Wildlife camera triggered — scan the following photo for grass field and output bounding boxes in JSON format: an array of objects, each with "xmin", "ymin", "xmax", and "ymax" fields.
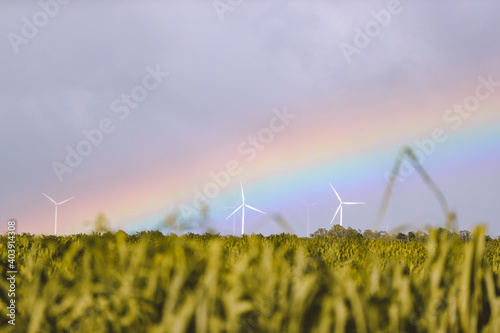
[{"xmin": 1, "ymin": 226, "xmax": 499, "ymax": 332}]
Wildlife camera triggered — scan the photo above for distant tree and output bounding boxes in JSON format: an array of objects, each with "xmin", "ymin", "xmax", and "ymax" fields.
[
  {"xmin": 414, "ymin": 231, "xmax": 429, "ymax": 243},
  {"xmin": 363, "ymin": 229, "xmax": 388, "ymax": 240},
  {"xmin": 311, "ymin": 225, "xmax": 361, "ymax": 239},
  {"xmin": 328, "ymin": 225, "xmax": 346, "ymax": 238},
  {"xmin": 311, "ymin": 228, "xmax": 329, "ymax": 238},
  {"xmin": 345, "ymin": 227, "xmax": 363, "ymax": 240},
  {"xmin": 436, "ymin": 227, "xmax": 453, "ymax": 239},
  {"xmin": 396, "ymin": 232, "xmax": 408, "ymax": 242},
  {"xmin": 363, "ymin": 229, "xmax": 377, "ymax": 239},
  {"xmin": 459, "ymin": 230, "xmax": 471, "ymax": 242},
  {"xmin": 328, "ymin": 225, "xmax": 362, "ymax": 239},
  {"xmin": 408, "ymin": 231, "xmax": 416, "ymax": 241}
]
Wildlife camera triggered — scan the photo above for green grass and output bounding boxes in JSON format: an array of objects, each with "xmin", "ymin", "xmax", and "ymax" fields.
[{"xmin": 1, "ymin": 227, "xmax": 499, "ymax": 332}]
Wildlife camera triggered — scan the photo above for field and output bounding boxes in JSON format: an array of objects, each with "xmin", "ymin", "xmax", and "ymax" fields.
[{"xmin": 1, "ymin": 227, "xmax": 500, "ymax": 333}]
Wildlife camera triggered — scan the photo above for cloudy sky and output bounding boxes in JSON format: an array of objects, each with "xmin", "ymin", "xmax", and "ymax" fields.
[{"xmin": 1, "ymin": 0, "xmax": 499, "ymax": 236}]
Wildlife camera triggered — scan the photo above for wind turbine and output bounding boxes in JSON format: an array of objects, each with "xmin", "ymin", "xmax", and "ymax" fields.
[
  {"xmin": 329, "ymin": 183, "xmax": 365, "ymax": 227},
  {"xmin": 42, "ymin": 193, "xmax": 74, "ymax": 235},
  {"xmin": 226, "ymin": 182, "xmax": 266, "ymax": 235},
  {"xmin": 302, "ymin": 201, "xmax": 317, "ymax": 237}
]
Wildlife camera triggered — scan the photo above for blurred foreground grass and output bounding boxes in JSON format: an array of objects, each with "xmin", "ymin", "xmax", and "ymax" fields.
[{"xmin": 1, "ymin": 227, "xmax": 499, "ymax": 332}]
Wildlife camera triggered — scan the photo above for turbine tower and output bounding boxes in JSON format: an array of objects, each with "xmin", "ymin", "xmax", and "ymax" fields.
[
  {"xmin": 329, "ymin": 183, "xmax": 365, "ymax": 226},
  {"xmin": 226, "ymin": 182, "xmax": 266, "ymax": 235},
  {"xmin": 224, "ymin": 198, "xmax": 241, "ymax": 236},
  {"xmin": 42, "ymin": 193, "xmax": 74, "ymax": 235},
  {"xmin": 302, "ymin": 201, "xmax": 317, "ymax": 237}
]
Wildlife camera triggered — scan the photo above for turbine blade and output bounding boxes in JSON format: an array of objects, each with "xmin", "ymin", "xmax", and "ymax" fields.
[
  {"xmin": 343, "ymin": 202, "xmax": 365, "ymax": 205},
  {"xmin": 222, "ymin": 198, "xmax": 242, "ymax": 211},
  {"xmin": 240, "ymin": 181, "xmax": 245, "ymax": 203},
  {"xmin": 42, "ymin": 193, "xmax": 56, "ymax": 204},
  {"xmin": 244, "ymin": 204, "xmax": 266, "ymax": 215},
  {"xmin": 226, "ymin": 205, "xmax": 244, "ymax": 220},
  {"xmin": 58, "ymin": 197, "xmax": 74, "ymax": 205},
  {"xmin": 330, "ymin": 204, "xmax": 341, "ymax": 224},
  {"xmin": 329, "ymin": 183, "xmax": 342, "ymax": 203}
]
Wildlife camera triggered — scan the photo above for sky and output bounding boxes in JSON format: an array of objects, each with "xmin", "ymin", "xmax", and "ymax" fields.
[{"xmin": 1, "ymin": 0, "xmax": 499, "ymax": 237}]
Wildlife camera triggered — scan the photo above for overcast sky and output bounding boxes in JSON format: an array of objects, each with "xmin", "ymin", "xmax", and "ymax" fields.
[{"xmin": 1, "ymin": 0, "xmax": 499, "ymax": 236}]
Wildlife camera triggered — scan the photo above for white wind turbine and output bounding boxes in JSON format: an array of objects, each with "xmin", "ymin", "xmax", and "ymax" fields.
[
  {"xmin": 226, "ymin": 182, "xmax": 266, "ymax": 235},
  {"xmin": 329, "ymin": 183, "xmax": 365, "ymax": 227},
  {"xmin": 42, "ymin": 193, "xmax": 74, "ymax": 235},
  {"xmin": 302, "ymin": 201, "xmax": 317, "ymax": 237}
]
